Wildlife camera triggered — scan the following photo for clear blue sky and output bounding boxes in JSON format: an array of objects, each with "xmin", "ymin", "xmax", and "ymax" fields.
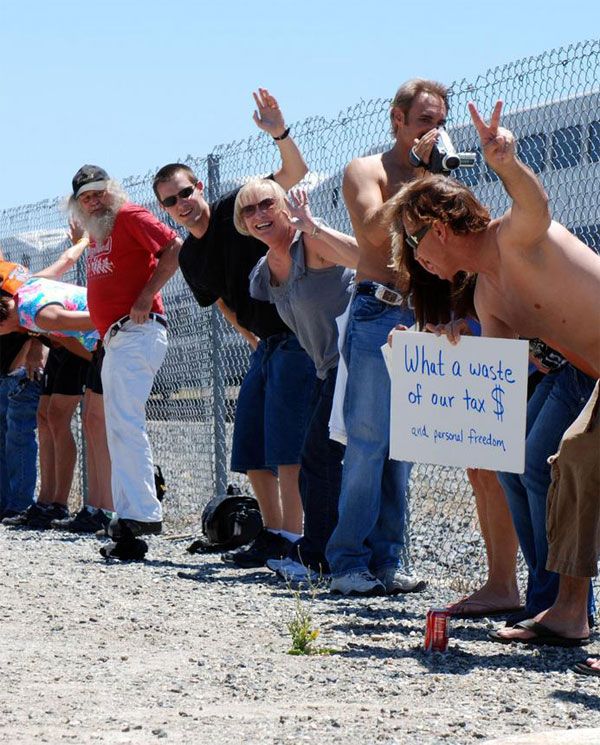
[{"xmin": 0, "ymin": 0, "xmax": 596, "ymax": 210}]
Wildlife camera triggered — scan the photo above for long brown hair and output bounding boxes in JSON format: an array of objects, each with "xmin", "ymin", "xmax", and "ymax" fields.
[{"xmin": 384, "ymin": 175, "xmax": 489, "ymax": 327}]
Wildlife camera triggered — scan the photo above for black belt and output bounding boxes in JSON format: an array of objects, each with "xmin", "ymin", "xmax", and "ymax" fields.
[
  {"xmin": 108, "ymin": 313, "xmax": 167, "ymax": 338},
  {"xmin": 355, "ymin": 282, "xmax": 405, "ymax": 306}
]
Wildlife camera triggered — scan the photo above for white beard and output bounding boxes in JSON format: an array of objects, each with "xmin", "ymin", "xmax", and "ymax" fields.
[{"xmin": 73, "ymin": 207, "xmax": 118, "ymax": 245}]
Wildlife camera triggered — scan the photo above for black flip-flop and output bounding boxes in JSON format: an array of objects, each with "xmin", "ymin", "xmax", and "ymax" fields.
[
  {"xmin": 572, "ymin": 660, "xmax": 600, "ymax": 677},
  {"xmin": 448, "ymin": 602, "xmax": 524, "ymax": 620},
  {"xmin": 489, "ymin": 619, "xmax": 590, "ymax": 648}
]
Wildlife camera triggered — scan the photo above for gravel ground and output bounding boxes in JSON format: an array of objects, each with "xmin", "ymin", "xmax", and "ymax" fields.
[{"xmin": 1, "ymin": 527, "xmax": 599, "ymax": 745}]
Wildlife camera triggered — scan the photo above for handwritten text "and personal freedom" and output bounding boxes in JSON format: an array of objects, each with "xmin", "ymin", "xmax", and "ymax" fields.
[{"xmin": 410, "ymin": 424, "xmax": 506, "ymax": 452}]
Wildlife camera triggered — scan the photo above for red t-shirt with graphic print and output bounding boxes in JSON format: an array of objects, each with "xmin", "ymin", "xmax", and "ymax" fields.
[{"xmin": 86, "ymin": 202, "xmax": 177, "ymax": 337}]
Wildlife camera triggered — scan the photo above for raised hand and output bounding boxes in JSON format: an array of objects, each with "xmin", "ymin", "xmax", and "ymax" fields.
[
  {"xmin": 411, "ymin": 127, "xmax": 440, "ymax": 167},
  {"xmin": 286, "ymin": 189, "xmax": 315, "ymax": 233},
  {"xmin": 252, "ymin": 88, "xmax": 287, "ymax": 138},
  {"xmin": 68, "ymin": 217, "xmax": 86, "ymax": 246},
  {"xmin": 468, "ymin": 101, "xmax": 516, "ymax": 171},
  {"xmin": 64, "ymin": 218, "xmax": 89, "ymax": 263}
]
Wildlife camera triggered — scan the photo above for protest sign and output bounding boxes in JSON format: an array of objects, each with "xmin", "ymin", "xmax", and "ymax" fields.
[{"xmin": 389, "ymin": 332, "xmax": 528, "ymax": 473}]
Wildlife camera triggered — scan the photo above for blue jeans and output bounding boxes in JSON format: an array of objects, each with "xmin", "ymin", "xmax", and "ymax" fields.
[
  {"xmin": 499, "ymin": 365, "xmax": 596, "ymax": 616},
  {"xmin": 231, "ymin": 333, "xmax": 316, "ymax": 472},
  {"xmin": 0, "ymin": 371, "xmax": 41, "ymax": 513},
  {"xmin": 291, "ymin": 367, "xmax": 344, "ymax": 572},
  {"xmin": 326, "ymin": 292, "xmax": 414, "ymax": 577}
]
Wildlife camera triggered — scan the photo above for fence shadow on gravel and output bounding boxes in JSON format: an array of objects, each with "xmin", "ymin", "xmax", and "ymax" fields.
[
  {"xmin": 552, "ymin": 690, "xmax": 600, "ymax": 713},
  {"xmin": 337, "ymin": 644, "xmax": 590, "ymax": 675}
]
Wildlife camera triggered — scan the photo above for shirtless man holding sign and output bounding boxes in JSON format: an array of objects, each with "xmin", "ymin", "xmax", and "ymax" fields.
[{"xmin": 386, "ymin": 100, "xmax": 600, "ymax": 654}]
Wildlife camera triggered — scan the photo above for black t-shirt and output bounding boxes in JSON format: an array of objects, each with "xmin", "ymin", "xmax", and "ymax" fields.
[
  {"xmin": 179, "ymin": 185, "xmax": 289, "ymax": 339},
  {"xmin": 0, "ymin": 333, "xmax": 28, "ymax": 376}
]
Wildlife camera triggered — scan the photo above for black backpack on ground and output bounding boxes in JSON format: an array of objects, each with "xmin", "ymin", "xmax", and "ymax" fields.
[{"xmin": 187, "ymin": 484, "xmax": 263, "ymax": 554}]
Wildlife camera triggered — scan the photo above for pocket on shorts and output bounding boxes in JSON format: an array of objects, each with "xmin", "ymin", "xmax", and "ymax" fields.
[{"xmin": 9, "ymin": 377, "xmax": 41, "ymax": 404}]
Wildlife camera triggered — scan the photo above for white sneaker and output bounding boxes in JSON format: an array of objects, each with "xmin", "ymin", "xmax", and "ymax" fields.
[
  {"xmin": 266, "ymin": 557, "xmax": 323, "ymax": 582},
  {"xmin": 330, "ymin": 571, "xmax": 385, "ymax": 596},
  {"xmin": 375, "ymin": 568, "xmax": 427, "ymax": 595}
]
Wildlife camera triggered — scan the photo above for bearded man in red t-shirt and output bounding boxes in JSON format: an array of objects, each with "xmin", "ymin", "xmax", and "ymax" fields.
[{"xmin": 69, "ymin": 165, "xmax": 182, "ymax": 560}]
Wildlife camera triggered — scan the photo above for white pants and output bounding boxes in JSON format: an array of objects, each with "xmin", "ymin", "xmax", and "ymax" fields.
[{"xmin": 102, "ymin": 320, "xmax": 168, "ymax": 523}]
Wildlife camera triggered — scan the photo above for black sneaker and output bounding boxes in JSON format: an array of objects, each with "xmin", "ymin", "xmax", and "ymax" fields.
[
  {"xmin": 99, "ymin": 517, "xmax": 156, "ymax": 562},
  {"xmin": 51, "ymin": 507, "xmax": 111, "ymax": 534},
  {"xmin": 100, "ymin": 537, "xmax": 149, "ymax": 561},
  {"xmin": 3, "ymin": 502, "xmax": 69, "ymax": 529},
  {"xmin": 221, "ymin": 529, "xmax": 292, "ymax": 568}
]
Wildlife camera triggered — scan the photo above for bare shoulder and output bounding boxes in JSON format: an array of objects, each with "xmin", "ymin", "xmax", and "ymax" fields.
[
  {"xmin": 344, "ymin": 153, "xmax": 385, "ymax": 183},
  {"xmin": 343, "ymin": 155, "xmax": 386, "ymax": 210}
]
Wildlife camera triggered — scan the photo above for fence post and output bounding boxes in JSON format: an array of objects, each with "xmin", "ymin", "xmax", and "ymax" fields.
[
  {"xmin": 75, "ymin": 254, "xmax": 89, "ymax": 506},
  {"xmin": 207, "ymin": 154, "xmax": 228, "ymax": 496}
]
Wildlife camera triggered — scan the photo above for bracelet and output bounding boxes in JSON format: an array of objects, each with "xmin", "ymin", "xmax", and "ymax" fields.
[
  {"xmin": 273, "ymin": 127, "xmax": 290, "ymax": 141},
  {"xmin": 310, "ymin": 224, "xmax": 321, "ymax": 238}
]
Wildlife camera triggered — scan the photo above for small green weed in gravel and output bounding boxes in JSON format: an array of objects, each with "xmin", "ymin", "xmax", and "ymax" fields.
[{"xmin": 286, "ymin": 576, "xmax": 336, "ymax": 656}]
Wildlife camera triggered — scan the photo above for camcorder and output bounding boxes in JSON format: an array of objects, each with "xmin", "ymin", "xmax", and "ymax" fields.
[{"xmin": 409, "ymin": 128, "xmax": 477, "ymax": 175}]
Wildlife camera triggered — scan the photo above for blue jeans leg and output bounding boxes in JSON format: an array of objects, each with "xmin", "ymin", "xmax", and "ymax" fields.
[
  {"xmin": 231, "ymin": 341, "xmax": 268, "ymax": 473},
  {"xmin": 0, "ymin": 372, "xmax": 40, "ymax": 513},
  {"xmin": 325, "ymin": 294, "xmax": 414, "ymax": 577},
  {"xmin": 499, "ymin": 365, "xmax": 596, "ymax": 615},
  {"xmin": 263, "ymin": 334, "xmax": 316, "ymax": 467},
  {"xmin": 292, "ymin": 368, "xmax": 344, "ymax": 572}
]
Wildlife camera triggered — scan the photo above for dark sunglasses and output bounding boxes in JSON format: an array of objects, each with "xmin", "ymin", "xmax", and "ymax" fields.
[
  {"xmin": 240, "ymin": 197, "xmax": 276, "ymax": 218},
  {"xmin": 161, "ymin": 185, "xmax": 195, "ymax": 208},
  {"xmin": 404, "ymin": 224, "xmax": 431, "ymax": 255}
]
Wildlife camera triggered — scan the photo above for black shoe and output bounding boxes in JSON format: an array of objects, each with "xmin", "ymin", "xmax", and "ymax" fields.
[
  {"xmin": 107, "ymin": 517, "xmax": 162, "ymax": 539},
  {"xmin": 51, "ymin": 507, "xmax": 111, "ymax": 534},
  {"xmin": 0, "ymin": 508, "xmax": 21, "ymax": 522},
  {"xmin": 100, "ymin": 537, "xmax": 149, "ymax": 561},
  {"xmin": 221, "ymin": 529, "xmax": 292, "ymax": 568},
  {"xmin": 2, "ymin": 502, "xmax": 69, "ymax": 529}
]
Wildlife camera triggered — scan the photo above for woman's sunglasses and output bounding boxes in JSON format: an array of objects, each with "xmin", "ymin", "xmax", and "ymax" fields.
[{"xmin": 240, "ymin": 197, "xmax": 276, "ymax": 218}]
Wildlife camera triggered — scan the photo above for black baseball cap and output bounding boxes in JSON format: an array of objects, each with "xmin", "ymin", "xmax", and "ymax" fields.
[{"xmin": 72, "ymin": 165, "xmax": 109, "ymax": 199}]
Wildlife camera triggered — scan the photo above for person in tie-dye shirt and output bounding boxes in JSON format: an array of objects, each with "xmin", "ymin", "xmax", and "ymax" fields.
[
  {"xmin": 0, "ymin": 275, "xmax": 98, "ymax": 352},
  {"xmin": 0, "ymin": 235, "xmax": 97, "ymax": 352}
]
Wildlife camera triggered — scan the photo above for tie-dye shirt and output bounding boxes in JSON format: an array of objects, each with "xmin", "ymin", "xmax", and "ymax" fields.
[{"xmin": 16, "ymin": 277, "xmax": 99, "ymax": 352}]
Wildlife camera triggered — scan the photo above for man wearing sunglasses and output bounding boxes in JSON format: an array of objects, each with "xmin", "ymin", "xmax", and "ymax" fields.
[
  {"xmin": 387, "ymin": 101, "xmax": 600, "ymax": 651},
  {"xmin": 153, "ymin": 89, "xmax": 315, "ymax": 570},
  {"xmin": 68, "ymin": 164, "xmax": 182, "ymax": 561}
]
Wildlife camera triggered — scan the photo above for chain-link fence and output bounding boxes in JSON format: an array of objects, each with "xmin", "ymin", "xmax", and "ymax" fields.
[{"xmin": 1, "ymin": 39, "xmax": 598, "ymax": 593}]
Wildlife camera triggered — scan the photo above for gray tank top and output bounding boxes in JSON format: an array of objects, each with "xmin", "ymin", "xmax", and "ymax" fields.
[{"xmin": 249, "ymin": 232, "xmax": 354, "ymax": 379}]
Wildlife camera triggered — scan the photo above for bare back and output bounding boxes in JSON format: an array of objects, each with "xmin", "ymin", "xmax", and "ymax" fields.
[
  {"xmin": 476, "ymin": 220, "xmax": 600, "ymax": 378},
  {"xmin": 343, "ymin": 150, "xmax": 416, "ymax": 287}
]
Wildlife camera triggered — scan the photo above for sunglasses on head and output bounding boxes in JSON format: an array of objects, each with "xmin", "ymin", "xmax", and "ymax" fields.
[
  {"xmin": 240, "ymin": 197, "xmax": 276, "ymax": 218},
  {"xmin": 161, "ymin": 185, "xmax": 195, "ymax": 208},
  {"xmin": 404, "ymin": 224, "xmax": 431, "ymax": 255}
]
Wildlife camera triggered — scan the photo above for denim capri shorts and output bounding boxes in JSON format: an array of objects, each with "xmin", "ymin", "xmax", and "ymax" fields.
[{"xmin": 231, "ymin": 332, "xmax": 316, "ymax": 472}]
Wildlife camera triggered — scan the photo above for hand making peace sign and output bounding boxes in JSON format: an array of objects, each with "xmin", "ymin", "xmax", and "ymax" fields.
[{"xmin": 468, "ymin": 100, "xmax": 516, "ymax": 172}]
